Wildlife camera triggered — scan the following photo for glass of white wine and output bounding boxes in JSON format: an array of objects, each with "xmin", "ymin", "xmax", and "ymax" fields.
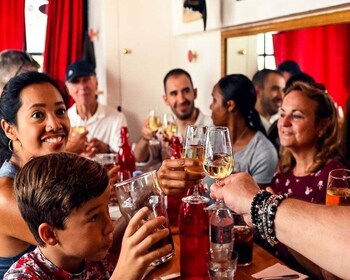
[
  {"xmin": 71, "ymin": 116, "xmax": 88, "ymax": 137},
  {"xmin": 326, "ymin": 168, "xmax": 350, "ymax": 206},
  {"xmin": 182, "ymin": 125, "xmax": 209, "ymax": 204},
  {"xmin": 162, "ymin": 113, "xmax": 177, "ymax": 139},
  {"xmin": 148, "ymin": 109, "xmax": 162, "ymax": 132},
  {"xmin": 203, "ymin": 126, "xmax": 234, "ymax": 211}
]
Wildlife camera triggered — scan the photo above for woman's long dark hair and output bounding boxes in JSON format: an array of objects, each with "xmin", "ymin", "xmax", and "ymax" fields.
[
  {"xmin": 0, "ymin": 72, "xmax": 69, "ymax": 165},
  {"xmin": 218, "ymin": 74, "xmax": 266, "ymax": 134}
]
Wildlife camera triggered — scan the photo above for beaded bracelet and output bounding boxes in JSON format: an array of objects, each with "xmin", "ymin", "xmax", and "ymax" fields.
[
  {"xmin": 250, "ymin": 191, "xmax": 287, "ymax": 246},
  {"xmin": 250, "ymin": 190, "xmax": 272, "ymax": 227}
]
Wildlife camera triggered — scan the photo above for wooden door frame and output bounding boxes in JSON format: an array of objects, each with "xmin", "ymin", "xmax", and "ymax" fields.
[{"xmin": 221, "ymin": 9, "xmax": 350, "ymax": 76}]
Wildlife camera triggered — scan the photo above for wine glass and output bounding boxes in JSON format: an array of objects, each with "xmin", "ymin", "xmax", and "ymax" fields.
[
  {"xmin": 162, "ymin": 113, "xmax": 177, "ymax": 139},
  {"xmin": 203, "ymin": 126, "xmax": 234, "ymax": 211},
  {"xmin": 147, "ymin": 109, "xmax": 162, "ymax": 132},
  {"xmin": 326, "ymin": 168, "xmax": 350, "ymax": 206},
  {"xmin": 71, "ymin": 116, "xmax": 88, "ymax": 136},
  {"xmin": 182, "ymin": 125, "xmax": 209, "ymax": 204}
]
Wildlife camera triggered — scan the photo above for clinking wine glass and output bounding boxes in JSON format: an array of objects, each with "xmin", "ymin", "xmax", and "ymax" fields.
[
  {"xmin": 147, "ymin": 109, "xmax": 162, "ymax": 132},
  {"xmin": 203, "ymin": 126, "xmax": 235, "ymax": 255},
  {"xmin": 203, "ymin": 126, "xmax": 234, "ymax": 211},
  {"xmin": 182, "ymin": 125, "xmax": 209, "ymax": 204},
  {"xmin": 162, "ymin": 113, "xmax": 177, "ymax": 139}
]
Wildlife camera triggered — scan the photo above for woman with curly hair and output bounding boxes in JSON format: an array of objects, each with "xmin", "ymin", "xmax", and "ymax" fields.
[
  {"xmin": 267, "ymin": 81, "xmax": 344, "ymax": 277},
  {"xmin": 273, "ymin": 81, "xmax": 343, "ymax": 203}
]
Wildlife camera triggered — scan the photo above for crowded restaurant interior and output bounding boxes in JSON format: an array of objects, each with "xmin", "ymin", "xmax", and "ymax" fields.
[{"xmin": 1, "ymin": 0, "xmax": 350, "ymax": 279}]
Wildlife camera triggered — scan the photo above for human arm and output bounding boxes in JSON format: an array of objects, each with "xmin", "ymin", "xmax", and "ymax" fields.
[
  {"xmin": 157, "ymin": 158, "xmax": 205, "ymax": 195},
  {"xmin": 0, "ymin": 177, "xmax": 36, "ymax": 245},
  {"xmin": 210, "ymin": 173, "xmax": 350, "ymax": 279},
  {"xmin": 134, "ymin": 119, "xmax": 157, "ymax": 162},
  {"xmin": 110, "ymin": 207, "xmax": 172, "ymax": 280}
]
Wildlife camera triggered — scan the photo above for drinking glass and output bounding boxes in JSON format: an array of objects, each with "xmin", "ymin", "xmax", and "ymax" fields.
[
  {"xmin": 182, "ymin": 125, "xmax": 209, "ymax": 204},
  {"xmin": 94, "ymin": 153, "xmax": 118, "ymax": 170},
  {"xmin": 94, "ymin": 153, "xmax": 120, "ymax": 217},
  {"xmin": 326, "ymin": 168, "xmax": 350, "ymax": 206},
  {"xmin": 204, "ymin": 126, "xmax": 234, "ymax": 211},
  {"xmin": 207, "ymin": 249, "xmax": 238, "ymax": 279},
  {"xmin": 162, "ymin": 113, "xmax": 177, "ymax": 139},
  {"xmin": 147, "ymin": 109, "xmax": 162, "ymax": 132},
  {"xmin": 71, "ymin": 116, "xmax": 88, "ymax": 136},
  {"xmin": 114, "ymin": 170, "xmax": 175, "ymax": 265},
  {"xmin": 233, "ymin": 214, "xmax": 253, "ymax": 266}
]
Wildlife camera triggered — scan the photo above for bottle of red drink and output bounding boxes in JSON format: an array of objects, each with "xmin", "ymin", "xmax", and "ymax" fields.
[
  {"xmin": 179, "ymin": 201, "xmax": 209, "ymax": 280},
  {"xmin": 117, "ymin": 126, "xmax": 136, "ymax": 180},
  {"xmin": 167, "ymin": 136, "xmax": 187, "ymax": 226}
]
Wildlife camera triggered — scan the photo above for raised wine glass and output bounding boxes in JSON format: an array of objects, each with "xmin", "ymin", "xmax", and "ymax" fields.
[
  {"xmin": 147, "ymin": 109, "xmax": 162, "ymax": 132},
  {"xmin": 182, "ymin": 125, "xmax": 209, "ymax": 204},
  {"xmin": 71, "ymin": 116, "xmax": 88, "ymax": 137},
  {"xmin": 162, "ymin": 113, "xmax": 177, "ymax": 140},
  {"xmin": 203, "ymin": 126, "xmax": 234, "ymax": 211}
]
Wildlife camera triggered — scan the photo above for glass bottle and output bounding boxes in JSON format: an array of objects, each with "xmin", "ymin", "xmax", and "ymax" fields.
[
  {"xmin": 209, "ymin": 200, "xmax": 234, "ymax": 256},
  {"xmin": 170, "ymin": 135, "xmax": 182, "ymax": 160},
  {"xmin": 117, "ymin": 126, "xmax": 135, "ymax": 180},
  {"xmin": 179, "ymin": 201, "xmax": 209, "ymax": 280},
  {"xmin": 167, "ymin": 135, "xmax": 186, "ymax": 226}
]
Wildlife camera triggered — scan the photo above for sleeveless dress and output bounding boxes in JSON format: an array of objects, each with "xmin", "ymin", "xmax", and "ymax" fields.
[{"xmin": 0, "ymin": 161, "xmax": 36, "ymax": 279}]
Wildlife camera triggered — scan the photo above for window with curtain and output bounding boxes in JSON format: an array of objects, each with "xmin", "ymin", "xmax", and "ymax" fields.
[
  {"xmin": 25, "ymin": 0, "xmax": 48, "ymax": 70},
  {"xmin": 0, "ymin": 0, "xmax": 26, "ymax": 51},
  {"xmin": 273, "ymin": 23, "xmax": 350, "ymax": 109}
]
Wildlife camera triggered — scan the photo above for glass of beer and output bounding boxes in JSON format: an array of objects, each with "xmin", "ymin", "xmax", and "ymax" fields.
[
  {"xmin": 114, "ymin": 170, "xmax": 175, "ymax": 265},
  {"xmin": 326, "ymin": 169, "xmax": 350, "ymax": 206}
]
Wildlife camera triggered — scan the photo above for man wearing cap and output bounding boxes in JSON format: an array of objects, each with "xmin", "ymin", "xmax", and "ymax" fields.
[{"xmin": 66, "ymin": 60, "xmax": 127, "ymax": 154}]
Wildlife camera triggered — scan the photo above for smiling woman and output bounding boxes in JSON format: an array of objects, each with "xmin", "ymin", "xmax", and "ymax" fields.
[
  {"xmin": 264, "ymin": 81, "xmax": 344, "ymax": 277},
  {"xmin": 0, "ymin": 72, "xmax": 69, "ymax": 277}
]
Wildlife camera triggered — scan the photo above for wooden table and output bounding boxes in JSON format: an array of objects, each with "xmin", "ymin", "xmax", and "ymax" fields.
[{"xmin": 145, "ymin": 227, "xmax": 283, "ymax": 280}]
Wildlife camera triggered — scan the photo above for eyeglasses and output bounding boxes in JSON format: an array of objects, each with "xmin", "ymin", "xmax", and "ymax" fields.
[{"xmin": 14, "ymin": 52, "xmax": 35, "ymax": 76}]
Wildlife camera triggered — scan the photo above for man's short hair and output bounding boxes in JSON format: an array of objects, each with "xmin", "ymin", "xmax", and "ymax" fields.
[
  {"xmin": 163, "ymin": 68, "xmax": 193, "ymax": 93},
  {"xmin": 252, "ymin": 69, "xmax": 283, "ymax": 89},
  {"xmin": 14, "ymin": 152, "xmax": 109, "ymax": 247},
  {"xmin": 277, "ymin": 60, "xmax": 302, "ymax": 76},
  {"xmin": 0, "ymin": 50, "xmax": 40, "ymax": 91}
]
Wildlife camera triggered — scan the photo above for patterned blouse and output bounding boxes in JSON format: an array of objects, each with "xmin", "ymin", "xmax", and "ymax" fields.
[
  {"xmin": 268, "ymin": 159, "xmax": 344, "ymax": 264},
  {"xmin": 4, "ymin": 247, "xmax": 117, "ymax": 280},
  {"xmin": 272, "ymin": 159, "xmax": 344, "ymax": 203}
]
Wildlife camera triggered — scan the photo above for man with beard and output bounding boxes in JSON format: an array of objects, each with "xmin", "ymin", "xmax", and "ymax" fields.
[
  {"xmin": 252, "ymin": 69, "xmax": 285, "ymax": 132},
  {"xmin": 134, "ymin": 68, "xmax": 212, "ymax": 171}
]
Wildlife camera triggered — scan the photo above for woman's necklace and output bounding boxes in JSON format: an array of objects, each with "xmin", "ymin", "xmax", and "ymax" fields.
[{"xmin": 234, "ymin": 127, "xmax": 249, "ymax": 146}]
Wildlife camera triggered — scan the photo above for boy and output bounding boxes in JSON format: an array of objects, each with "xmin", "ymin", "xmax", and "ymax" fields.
[{"xmin": 4, "ymin": 152, "xmax": 172, "ymax": 279}]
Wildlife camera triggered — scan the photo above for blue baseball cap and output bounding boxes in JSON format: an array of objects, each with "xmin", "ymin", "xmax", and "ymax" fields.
[{"xmin": 66, "ymin": 60, "xmax": 95, "ymax": 82}]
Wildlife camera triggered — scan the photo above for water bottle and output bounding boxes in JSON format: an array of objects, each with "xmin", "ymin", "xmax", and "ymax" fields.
[{"xmin": 209, "ymin": 200, "xmax": 234, "ymax": 255}]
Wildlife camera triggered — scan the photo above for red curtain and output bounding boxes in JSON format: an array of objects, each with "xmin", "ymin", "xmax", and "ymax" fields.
[
  {"xmin": 43, "ymin": 0, "xmax": 85, "ymax": 104},
  {"xmin": 0, "ymin": 0, "xmax": 26, "ymax": 51},
  {"xmin": 273, "ymin": 24, "xmax": 350, "ymax": 109}
]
